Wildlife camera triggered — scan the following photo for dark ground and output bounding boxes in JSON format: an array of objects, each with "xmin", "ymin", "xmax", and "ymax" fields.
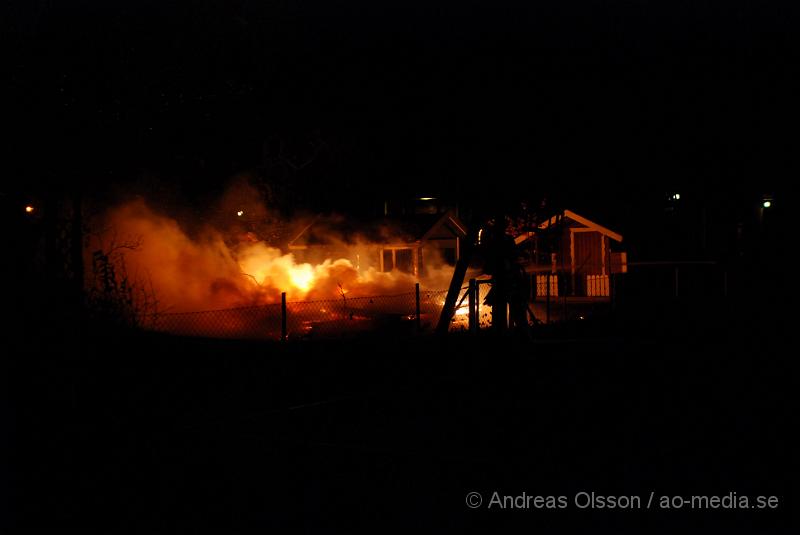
[{"xmin": 3, "ymin": 296, "xmax": 792, "ymax": 533}]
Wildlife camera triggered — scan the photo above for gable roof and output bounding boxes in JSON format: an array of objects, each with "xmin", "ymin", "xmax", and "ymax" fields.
[
  {"xmin": 539, "ymin": 209, "xmax": 623, "ymax": 242},
  {"xmin": 515, "ymin": 209, "xmax": 623, "ymax": 245},
  {"xmin": 421, "ymin": 211, "xmax": 467, "ymax": 241}
]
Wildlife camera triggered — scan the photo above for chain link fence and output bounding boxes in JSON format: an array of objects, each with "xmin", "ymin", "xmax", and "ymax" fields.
[
  {"xmin": 154, "ymin": 303, "xmax": 284, "ymax": 340},
  {"xmin": 147, "ymin": 261, "xmax": 733, "ymax": 340},
  {"xmin": 149, "ymin": 271, "xmax": 632, "ymax": 341},
  {"xmin": 153, "ymin": 288, "xmax": 464, "ymax": 341}
]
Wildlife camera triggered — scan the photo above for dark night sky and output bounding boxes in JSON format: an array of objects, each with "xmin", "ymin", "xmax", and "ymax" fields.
[{"xmin": 4, "ymin": 1, "xmax": 796, "ymax": 233}]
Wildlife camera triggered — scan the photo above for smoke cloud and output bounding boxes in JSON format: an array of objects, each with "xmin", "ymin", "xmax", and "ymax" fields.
[{"xmin": 88, "ymin": 197, "xmax": 455, "ymax": 314}]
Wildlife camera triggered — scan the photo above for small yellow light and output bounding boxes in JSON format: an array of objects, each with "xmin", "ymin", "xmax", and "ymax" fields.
[
  {"xmin": 418, "ymin": 197, "xmax": 436, "ymax": 201},
  {"xmin": 25, "ymin": 205, "xmax": 35, "ymax": 213},
  {"xmin": 763, "ymin": 201, "xmax": 771, "ymax": 208},
  {"xmin": 237, "ymin": 210, "xmax": 244, "ymax": 217}
]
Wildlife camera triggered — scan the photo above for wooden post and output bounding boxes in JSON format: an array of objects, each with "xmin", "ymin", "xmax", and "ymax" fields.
[
  {"xmin": 468, "ymin": 278, "xmax": 477, "ymax": 334},
  {"xmin": 490, "ymin": 211, "xmax": 508, "ymax": 334},
  {"xmin": 281, "ymin": 292, "xmax": 287, "ymax": 341},
  {"xmin": 436, "ymin": 224, "xmax": 479, "ymax": 335},
  {"xmin": 476, "ymin": 281, "xmax": 481, "ymax": 331},
  {"xmin": 569, "ymin": 228, "xmax": 576, "ymax": 295},
  {"xmin": 415, "ymin": 282, "xmax": 421, "ymax": 332}
]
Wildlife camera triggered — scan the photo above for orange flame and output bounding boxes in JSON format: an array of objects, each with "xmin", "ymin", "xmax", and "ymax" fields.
[{"xmin": 91, "ymin": 199, "xmax": 455, "ymax": 313}]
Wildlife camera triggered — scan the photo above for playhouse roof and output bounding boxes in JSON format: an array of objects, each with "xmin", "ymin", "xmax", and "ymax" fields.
[{"xmin": 515, "ymin": 209, "xmax": 623, "ymax": 245}]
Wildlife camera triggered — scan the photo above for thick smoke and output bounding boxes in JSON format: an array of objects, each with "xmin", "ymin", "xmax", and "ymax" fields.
[{"xmin": 88, "ymin": 195, "xmax": 454, "ymax": 313}]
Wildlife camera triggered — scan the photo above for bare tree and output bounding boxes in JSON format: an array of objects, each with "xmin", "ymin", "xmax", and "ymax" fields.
[{"xmin": 84, "ymin": 231, "xmax": 162, "ymax": 331}]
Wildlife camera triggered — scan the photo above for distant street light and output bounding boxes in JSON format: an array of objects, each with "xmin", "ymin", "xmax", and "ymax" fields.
[
  {"xmin": 237, "ymin": 210, "xmax": 244, "ymax": 217},
  {"xmin": 25, "ymin": 205, "xmax": 34, "ymax": 213},
  {"xmin": 763, "ymin": 200, "xmax": 771, "ymax": 209}
]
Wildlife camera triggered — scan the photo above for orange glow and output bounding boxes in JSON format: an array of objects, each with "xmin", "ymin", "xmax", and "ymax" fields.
[
  {"xmin": 25, "ymin": 205, "xmax": 35, "ymax": 213},
  {"xmin": 288, "ymin": 264, "xmax": 314, "ymax": 292},
  {"xmin": 90, "ymin": 199, "xmax": 455, "ymax": 313}
]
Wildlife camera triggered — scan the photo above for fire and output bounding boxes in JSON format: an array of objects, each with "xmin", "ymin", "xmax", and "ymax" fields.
[
  {"xmin": 288, "ymin": 264, "xmax": 314, "ymax": 292},
  {"xmin": 90, "ymin": 199, "xmax": 454, "ymax": 313},
  {"xmin": 234, "ymin": 242, "xmax": 342, "ymax": 300}
]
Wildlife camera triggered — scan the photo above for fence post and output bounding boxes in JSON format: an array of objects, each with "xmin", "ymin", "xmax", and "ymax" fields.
[
  {"xmin": 281, "ymin": 292, "xmax": 287, "ymax": 342},
  {"xmin": 468, "ymin": 278, "xmax": 477, "ymax": 334},
  {"xmin": 415, "ymin": 283, "xmax": 421, "ymax": 332}
]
